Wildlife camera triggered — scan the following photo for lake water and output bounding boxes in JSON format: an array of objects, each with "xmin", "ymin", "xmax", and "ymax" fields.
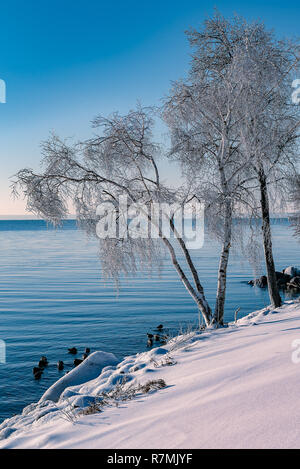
[{"xmin": 0, "ymin": 218, "xmax": 299, "ymax": 423}]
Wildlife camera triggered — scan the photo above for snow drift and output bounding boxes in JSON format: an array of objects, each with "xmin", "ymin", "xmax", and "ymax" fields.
[{"xmin": 40, "ymin": 351, "xmax": 118, "ymax": 403}]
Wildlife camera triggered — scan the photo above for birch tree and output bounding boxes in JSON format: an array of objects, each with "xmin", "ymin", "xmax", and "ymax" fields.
[
  {"xmin": 164, "ymin": 16, "xmax": 259, "ymax": 325},
  {"xmin": 165, "ymin": 12, "xmax": 300, "ymax": 315},
  {"xmin": 13, "ymin": 106, "xmax": 214, "ymax": 326},
  {"xmin": 235, "ymin": 22, "xmax": 300, "ymax": 307}
]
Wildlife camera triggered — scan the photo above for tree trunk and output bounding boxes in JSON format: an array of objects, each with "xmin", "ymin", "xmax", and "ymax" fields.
[
  {"xmin": 214, "ymin": 198, "xmax": 232, "ymax": 325},
  {"xmin": 258, "ymin": 166, "xmax": 282, "ymax": 308},
  {"xmin": 168, "ymin": 218, "xmax": 213, "ymax": 327},
  {"xmin": 161, "ymin": 235, "xmax": 212, "ymax": 327}
]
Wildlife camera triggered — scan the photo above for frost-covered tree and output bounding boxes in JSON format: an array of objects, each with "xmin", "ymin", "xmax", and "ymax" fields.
[
  {"xmin": 164, "ymin": 70, "xmax": 253, "ymax": 325},
  {"xmin": 13, "ymin": 106, "xmax": 214, "ymax": 326},
  {"xmin": 165, "ymin": 12, "xmax": 300, "ymax": 315},
  {"xmin": 164, "ymin": 15, "xmax": 264, "ymax": 324},
  {"xmin": 13, "ymin": 13, "xmax": 299, "ymax": 328},
  {"xmin": 235, "ymin": 21, "xmax": 300, "ymax": 307}
]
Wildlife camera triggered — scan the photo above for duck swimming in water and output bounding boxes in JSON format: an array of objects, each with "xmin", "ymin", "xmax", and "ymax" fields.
[
  {"xmin": 147, "ymin": 338, "xmax": 153, "ymax": 347},
  {"xmin": 34, "ymin": 369, "xmax": 43, "ymax": 380},
  {"xmin": 73, "ymin": 358, "xmax": 83, "ymax": 367},
  {"xmin": 68, "ymin": 347, "xmax": 77, "ymax": 355},
  {"xmin": 39, "ymin": 356, "xmax": 48, "ymax": 368},
  {"xmin": 57, "ymin": 361, "xmax": 64, "ymax": 371}
]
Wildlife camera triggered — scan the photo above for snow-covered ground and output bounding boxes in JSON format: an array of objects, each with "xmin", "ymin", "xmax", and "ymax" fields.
[{"xmin": 1, "ymin": 300, "xmax": 300, "ymax": 449}]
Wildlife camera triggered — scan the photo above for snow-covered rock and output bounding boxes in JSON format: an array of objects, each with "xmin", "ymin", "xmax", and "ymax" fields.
[
  {"xmin": 284, "ymin": 266, "xmax": 300, "ymax": 277},
  {"xmin": 287, "ymin": 277, "xmax": 300, "ymax": 290},
  {"xmin": 40, "ymin": 351, "xmax": 119, "ymax": 403}
]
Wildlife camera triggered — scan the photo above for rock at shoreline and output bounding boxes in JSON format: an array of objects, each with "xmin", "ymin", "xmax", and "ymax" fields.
[
  {"xmin": 287, "ymin": 277, "xmax": 300, "ymax": 291},
  {"xmin": 284, "ymin": 266, "xmax": 300, "ymax": 277},
  {"xmin": 248, "ymin": 275, "xmax": 267, "ymax": 288},
  {"xmin": 248, "ymin": 267, "xmax": 300, "ymax": 292},
  {"xmin": 276, "ymin": 272, "xmax": 292, "ymax": 288}
]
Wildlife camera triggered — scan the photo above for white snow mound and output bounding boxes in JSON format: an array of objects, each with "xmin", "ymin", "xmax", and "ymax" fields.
[{"xmin": 40, "ymin": 351, "xmax": 119, "ymax": 403}]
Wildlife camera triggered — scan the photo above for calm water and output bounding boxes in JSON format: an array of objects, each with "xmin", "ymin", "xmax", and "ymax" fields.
[{"xmin": 0, "ymin": 219, "xmax": 299, "ymax": 422}]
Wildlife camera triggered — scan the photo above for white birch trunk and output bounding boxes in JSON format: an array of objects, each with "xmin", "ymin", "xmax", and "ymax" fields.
[
  {"xmin": 161, "ymin": 235, "xmax": 212, "ymax": 327},
  {"xmin": 214, "ymin": 198, "xmax": 232, "ymax": 325}
]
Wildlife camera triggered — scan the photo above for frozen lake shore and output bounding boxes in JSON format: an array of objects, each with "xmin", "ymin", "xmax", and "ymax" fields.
[{"xmin": 1, "ymin": 300, "xmax": 300, "ymax": 449}]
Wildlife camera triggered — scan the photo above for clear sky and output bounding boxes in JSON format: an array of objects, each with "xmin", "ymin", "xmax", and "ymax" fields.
[{"xmin": 0, "ymin": 0, "xmax": 299, "ymax": 216}]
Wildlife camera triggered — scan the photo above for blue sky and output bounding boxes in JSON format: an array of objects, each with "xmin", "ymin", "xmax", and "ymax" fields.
[{"xmin": 0, "ymin": 0, "xmax": 299, "ymax": 215}]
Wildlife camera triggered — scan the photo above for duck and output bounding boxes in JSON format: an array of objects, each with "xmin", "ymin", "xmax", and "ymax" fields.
[
  {"xmin": 156, "ymin": 324, "xmax": 163, "ymax": 330},
  {"xmin": 34, "ymin": 370, "xmax": 43, "ymax": 380},
  {"xmin": 68, "ymin": 347, "xmax": 77, "ymax": 355},
  {"xmin": 82, "ymin": 353, "xmax": 88, "ymax": 360},
  {"xmin": 57, "ymin": 361, "xmax": 64, "ymax": 371},
  {"xmin": 147, "ymin": 338, "xmax": 153, "ymax": 347},
  {"xmin": 39, "ymin": 356, "xmax": 48, "ymax": 367},
  {"xmin": 147, "ymin": 333, "xmax": 154, "ymax": 339},
  {"xmin": 73, "ymin": 358, "xmax": 83, "ymax": 367},
  {"xmin": 154, "ymin": 334, "xmax": 161, "ymax": 341},
  {"xmin": 33, "ymin": 366, "xmax": 43, "ymax": 375},
  {"xmin": 85, "ymin": 347, "xmax": 90, "ymax": 354}
]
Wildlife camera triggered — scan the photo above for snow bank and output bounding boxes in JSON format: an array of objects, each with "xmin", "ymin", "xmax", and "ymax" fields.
[
  {"xmin": 1, "ymin": 300, "xmax": 300, "ymax": 449},
  {"xmin": 40, "ymin": 351, "xmax": 118, "ymax": 403}
]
